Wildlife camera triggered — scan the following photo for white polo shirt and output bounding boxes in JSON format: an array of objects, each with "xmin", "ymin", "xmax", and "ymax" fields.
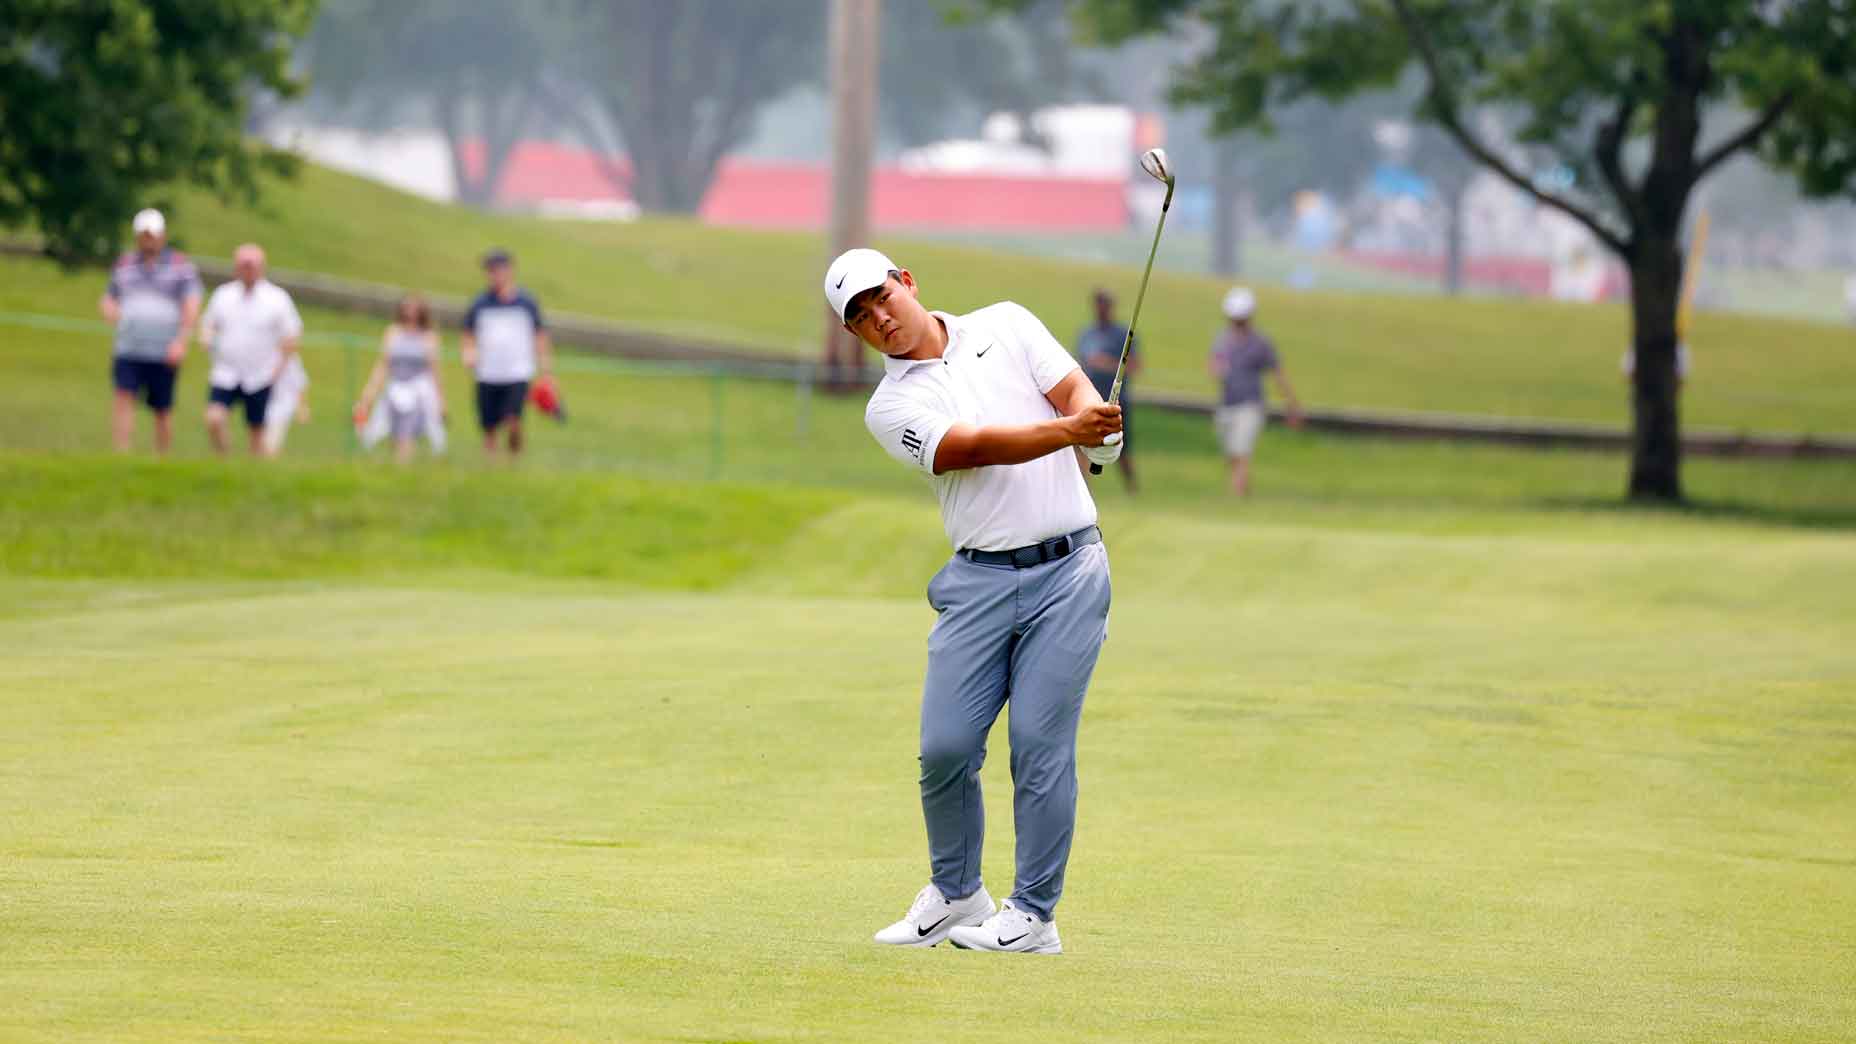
[
  {"xmin": 864, "ymin": 302, "xmax": 1098, "ymax": 552},
  {"xmin": 202, "ymin": 279, "xmax": 303, "ymax": 392}
]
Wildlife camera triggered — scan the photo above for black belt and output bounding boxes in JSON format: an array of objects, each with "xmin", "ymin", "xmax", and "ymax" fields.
[{"xmin": 962, "ymin": 525, "xmax": 1101, "ymax": 568}]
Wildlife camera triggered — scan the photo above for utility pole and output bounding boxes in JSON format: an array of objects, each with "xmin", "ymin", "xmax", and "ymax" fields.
[
  {"xmin": 823, "ymin": 0, "xmax": 881, "ymax": 390},
  {"xmin": 1211, "ymin": 137, "xmax": 1242, "ymax": 276}
]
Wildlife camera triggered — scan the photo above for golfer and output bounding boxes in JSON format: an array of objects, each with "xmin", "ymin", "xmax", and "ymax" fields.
[
  {"xmin": 1075, "ymin": 288, "xmax": 1139, "ymax": 493},
  {"xmin": 99, "ymin": 209, "xmax": 202, "ymax": 454},
  {"xmin": 461, "ymin": 248, "xmax": 552, "ymax": 457},
  {"xmin": 1209, "ymin": 287, "xmax": 1303, "ymax": 496},
  {"xmin": 200, "ymin": 243, "xmax": 303, "ymax": 457},
  {"xmin": 826, "ymin": 248, "xmax": 1121, "ymax": 955}
]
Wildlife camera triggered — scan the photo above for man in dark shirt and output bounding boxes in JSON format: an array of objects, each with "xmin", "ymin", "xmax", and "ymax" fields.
[
  {"xmin": 1209, "ymin": 287, "xmax": 1303, "ymax": 496},
  {"xmin": 461, "ymin": 249, "xmax": 553, "ymax": 457},
  {"xmin": 1074, "ymin": 289, "xmax": 1139, "ymax": 492}
]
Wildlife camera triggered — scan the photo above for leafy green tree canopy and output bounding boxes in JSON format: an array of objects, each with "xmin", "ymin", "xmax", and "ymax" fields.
[
  {"xmin": 0, "ymin": 0, "xmax": 316, "ymax": 259},
  {"xmin": 1042, "ymin": 0, "xmax": 1856, "ymax": 501}
]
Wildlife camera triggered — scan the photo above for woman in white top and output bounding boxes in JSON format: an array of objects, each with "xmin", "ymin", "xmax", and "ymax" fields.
[{"xmin": 355, "ymin": 295, "xmax": 447, "ymax": 461}]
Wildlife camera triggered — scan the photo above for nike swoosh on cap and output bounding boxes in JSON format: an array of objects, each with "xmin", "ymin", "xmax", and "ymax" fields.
[{"xmin": 835, "ymin": 273, "xmax": 847, "ymax": 289}]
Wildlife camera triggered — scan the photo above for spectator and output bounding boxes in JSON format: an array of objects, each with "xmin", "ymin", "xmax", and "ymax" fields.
[
  {"xmin": 461, "ymin": 248, "xmax": 552, "ymax": 457},
  {"xmin": 262, "ymin": 354, "xmax": 312, "ymax": 457},
  {"xmin": 355, "ymin": 294, "xmax": 447, "ymax": 462},
  {"xmin": 199, "ymin": 244, "xmax": 303, "ymax": 457},
  {"xmin": 1209, "ymin": 287, "xmax": 1304, "ymax": 496},
  {"xmin": 1075, "ymin": 288, "xmax": 1139, "ymax": 493},
  {"xmin": 99, "ymin": 209, "xmax": 201, "ymax": 454}
]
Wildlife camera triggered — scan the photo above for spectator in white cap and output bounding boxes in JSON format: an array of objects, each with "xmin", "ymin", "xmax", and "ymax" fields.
[
  {"xmin": 99, "ymin": 208, "xmax": 202, "ymax": 453},
  {"xmin": 1208, "ymin": 286, "xmax": 1303, "ymax": 496},
  {"xmin": 199, "ymin": 243, "xmax": 304, "ymax": 457}
]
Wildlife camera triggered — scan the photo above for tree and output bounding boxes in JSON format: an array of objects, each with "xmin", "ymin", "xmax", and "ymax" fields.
[
  {"xmin": 880, "ymin": 0, "xmax": 1097, "ymax": 150},
  {"xmin": 562, "ymin": 1, "xmax": 825, "ymax": 213},
  {"xmin": 0, "ymin": 0, "xmax": 315, "ymax": 260},
  {"xmin": 1051, "ymin": 0, "xmax": 1856, "ymax": 502},
  {"xmin": 305, "ymin": 0, "xmax": 555, "ymax": 207}
]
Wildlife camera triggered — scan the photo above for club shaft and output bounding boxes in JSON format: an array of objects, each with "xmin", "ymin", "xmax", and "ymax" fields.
[
  {"xmin": 1091, "ymin": 183, "xmax": 1173, "ymax": 475},
  {"xmin": 1106, "ymin": 191, "xmax": 1171, "ymax": 407}
]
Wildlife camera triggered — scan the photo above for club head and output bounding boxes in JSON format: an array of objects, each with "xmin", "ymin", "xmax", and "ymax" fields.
[{"xmin": 1140, "ymin": 148, "xmax": 1174, "ymax": 187}]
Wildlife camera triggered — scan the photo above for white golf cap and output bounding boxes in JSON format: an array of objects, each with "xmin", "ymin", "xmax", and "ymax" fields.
[
  {"xmin": 132, "ymin": 208, "xmax": 165, "ymax": 236},
  {"xmin": 1222, "ymin": 286, "xmax": 1257, "ymax": 320},
  {"xmin": 823, "ymin": 247, "xmax": 900, "ymax": 321}
]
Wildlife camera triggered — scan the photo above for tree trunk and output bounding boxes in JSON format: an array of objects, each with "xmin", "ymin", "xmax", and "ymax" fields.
[
  {"xmin": 1626, "ymin": 238, "xmax": 1684, "ymax": 502},
  {"xmin": 1442, "ymin": 182, "xmax": 1465, "ymax": 295}
]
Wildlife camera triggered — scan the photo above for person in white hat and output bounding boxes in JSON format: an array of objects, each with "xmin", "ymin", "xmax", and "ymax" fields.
[
  {"xmin": 1208, "ymin": 286, "xmax": 1303, "ymax": 496},
  {"xmin": 824, "ymin": 247, "xmax": 1121, "ymax": 955},
  {"xmin": 98, "ymin": 209, "xmax": 202, "ymax": 453}
]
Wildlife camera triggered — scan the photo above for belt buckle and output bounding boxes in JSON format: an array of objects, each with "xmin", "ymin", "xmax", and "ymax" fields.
[{"xmin": 1047, "ymin": 535, "xmax": 1072, "ymax": 560}]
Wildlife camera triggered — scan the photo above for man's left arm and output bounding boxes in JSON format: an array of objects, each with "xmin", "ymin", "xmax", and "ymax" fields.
[
  {"xmin": 530, "ymin": 297, "xmax": 553, "ymax": 378},
  {"xmin": 1271, "ymin": 366, "xmax": 1306, "ymax": 428},
  {"xmin": 171, "ymin": 285, "xmax": 202, "ymax": 366},
  {"xmin": 272, "ymin": 294, "xmax": 304, "ymax": 385}
]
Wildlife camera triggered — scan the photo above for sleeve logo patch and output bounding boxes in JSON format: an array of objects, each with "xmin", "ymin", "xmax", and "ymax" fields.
[{"xmin": 900, "ymin": 428, "xmax": 924, "ymax": 461}]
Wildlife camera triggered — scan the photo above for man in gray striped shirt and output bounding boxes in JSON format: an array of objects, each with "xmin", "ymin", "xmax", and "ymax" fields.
[{"xmin": 99, "ymin": 209, "xmax": 202, "ymax": 453}]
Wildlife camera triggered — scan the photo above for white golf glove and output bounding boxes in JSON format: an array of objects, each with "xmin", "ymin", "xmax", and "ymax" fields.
[{"xmin": 1083, "ymin": 432, "xmax": 1123, "ymax": 467}]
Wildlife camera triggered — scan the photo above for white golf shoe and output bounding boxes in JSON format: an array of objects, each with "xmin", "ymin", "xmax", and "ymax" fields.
[
  {"xmin": 872, "ymin": 883, "xmax": 996, "ymax": 947},
  {"xmin": 947, "ymin": 899, "xmax": 1062, "ymax": 954}
]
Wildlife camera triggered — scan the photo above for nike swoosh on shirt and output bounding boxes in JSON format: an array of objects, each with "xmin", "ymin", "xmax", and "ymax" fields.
[
  {"xmin": 917, "ymin": 915, "xmax": 950, "ymax": 936},
  {"xmin": 976, "ymin": 343, "xmax": 994, "ymax": 357}
]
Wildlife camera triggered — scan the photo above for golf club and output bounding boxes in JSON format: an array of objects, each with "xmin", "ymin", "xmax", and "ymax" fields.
[{"xmin": 1091, "ymin": 147, "xmax": 1175, "ymax": 474}]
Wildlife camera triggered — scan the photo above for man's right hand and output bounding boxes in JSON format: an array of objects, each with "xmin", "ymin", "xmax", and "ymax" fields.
[{"xmin": 1065, "ymin": 402, "xmax": 1122, "ymax": 446}]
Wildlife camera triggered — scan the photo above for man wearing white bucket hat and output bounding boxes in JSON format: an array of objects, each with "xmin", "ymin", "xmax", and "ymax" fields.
[{"xmin": 1209, "ymin": 287, "xmax": 1303, "ymax": 496}]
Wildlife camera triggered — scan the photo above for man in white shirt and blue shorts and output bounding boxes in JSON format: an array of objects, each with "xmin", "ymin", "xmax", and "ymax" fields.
[
  {"xmin": 200, "ymin": 243, "xmax": 303, "ymax": 457},
  {"xmin": 825, "ymin": 248, "xmax": 1123, "ymax": 956}
]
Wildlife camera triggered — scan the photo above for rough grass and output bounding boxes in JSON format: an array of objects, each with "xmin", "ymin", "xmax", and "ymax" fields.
[{"xmin": 10, "ymin": 162, "xmax": 1841, "ymax": 432}]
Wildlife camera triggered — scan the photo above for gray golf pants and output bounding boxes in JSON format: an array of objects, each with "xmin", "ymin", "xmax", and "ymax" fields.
[{"xmin": 918, "ymin": 540, "xmax": 1111, "ymax": 923}]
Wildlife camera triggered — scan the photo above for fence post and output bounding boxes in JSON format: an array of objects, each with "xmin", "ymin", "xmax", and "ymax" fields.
[
  {"xmin": 344, "ymin": 336, "xmax": 358, "ymax": 456},
  {"xmin": 795, "ymin": 361, "xmax": 813, "ymax": 438},
  {"xmin": 709, "ymin": 365, "xmax": 725, "ymax": 480}
]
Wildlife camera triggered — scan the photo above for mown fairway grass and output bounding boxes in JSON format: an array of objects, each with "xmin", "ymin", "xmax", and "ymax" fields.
[
  {"xmin": 12, "ymin": 162, "xmax": 1849, "ymax": 433},
  {"xmin": 2, "ymin": 452, "xmax": 1854, "ymax": 1042}
]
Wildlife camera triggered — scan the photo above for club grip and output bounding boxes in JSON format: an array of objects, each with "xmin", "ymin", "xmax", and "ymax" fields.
[{"xmin": 1089, "ymin": 463, "xmax": 1103, "ymax": 475}]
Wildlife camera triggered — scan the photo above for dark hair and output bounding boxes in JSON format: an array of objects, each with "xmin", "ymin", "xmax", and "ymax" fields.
[
  {"xmin": 481, "ymin": 248, "xmax": 513, "ymax": 269},
  {"xmin": 396, "ymin": 293, "xmax": 433, "ymax": 330}
]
